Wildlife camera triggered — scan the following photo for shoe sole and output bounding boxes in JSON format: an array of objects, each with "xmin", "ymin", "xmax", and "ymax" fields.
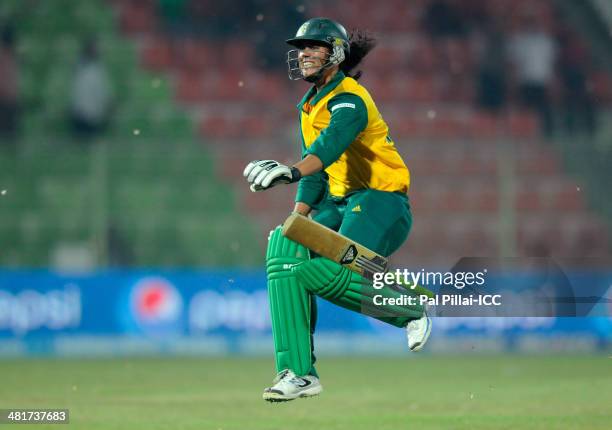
[
  {"xmin": 409, "ymin": 316, "xmax": 432, "ymax": 352},
  {"xmin": 263, "ymin": 386, "xmax": 322, "ymax": 402}
]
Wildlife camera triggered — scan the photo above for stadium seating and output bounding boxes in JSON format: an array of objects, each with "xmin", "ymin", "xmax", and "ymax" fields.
[
  {"xmin": 0, "ymin": 0, "xmax": 262, "ymax": 268},
  {"xmin": 2, "ymin": 0, "xmax": 609, "ymax": 268}
]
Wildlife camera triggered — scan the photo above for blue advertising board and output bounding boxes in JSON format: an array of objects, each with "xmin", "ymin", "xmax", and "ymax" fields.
[{"xmin": 0, "ymin": 270, "xmax": 610, "ymax": 356}]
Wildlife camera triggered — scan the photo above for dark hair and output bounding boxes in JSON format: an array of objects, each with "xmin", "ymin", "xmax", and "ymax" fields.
[{"xmin": 340, "ymin": 29, "xmax": 377, "ymax": 80}]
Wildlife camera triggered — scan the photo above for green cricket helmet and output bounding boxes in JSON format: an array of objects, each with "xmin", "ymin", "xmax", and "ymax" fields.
[{"xmin": 286, "ymin": 17, "xmax": 350, "ymax": 81}]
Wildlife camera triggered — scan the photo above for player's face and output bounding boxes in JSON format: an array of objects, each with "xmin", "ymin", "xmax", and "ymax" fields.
[{"xmin": 298, "ymin": 44, "xmax": 330, "ymax": 78}]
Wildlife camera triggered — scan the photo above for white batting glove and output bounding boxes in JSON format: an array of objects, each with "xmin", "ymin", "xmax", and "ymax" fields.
[{"xmin": 243, "ymin": 160, "xmax": 302, "ymax": 192}]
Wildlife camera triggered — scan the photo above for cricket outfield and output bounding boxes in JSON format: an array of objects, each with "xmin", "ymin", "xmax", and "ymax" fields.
[{"xmin": 0, "ymin": 355, "xmax": 610, "ymax": 429}]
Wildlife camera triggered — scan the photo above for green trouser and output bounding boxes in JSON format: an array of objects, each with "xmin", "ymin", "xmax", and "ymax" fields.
[
  {"xmin": 266, "ymin": 189, "xmax": 422, "ymax": 377},
  {"xmin": 314, "ymin": 189, "xmax": 412, "ymax": 255}
]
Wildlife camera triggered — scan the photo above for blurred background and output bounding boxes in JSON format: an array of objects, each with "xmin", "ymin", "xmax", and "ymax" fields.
[{"xmin": 0, "ymin": 0, "xmax": 611, "ymax": 357}]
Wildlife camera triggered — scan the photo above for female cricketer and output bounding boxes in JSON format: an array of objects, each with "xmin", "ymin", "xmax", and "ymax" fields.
[{"xmin": 243, "ymin": 18, "xmax": 431, "ymax": 402}]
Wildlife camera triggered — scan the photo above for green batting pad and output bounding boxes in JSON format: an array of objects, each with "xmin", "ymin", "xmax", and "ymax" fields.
[
  {"xmin": 266, "ymin": 227, "xmax": 313, "ymax": 376},
  {"xmin": 293, "ymin": 258, "xmax": 424, "ymax": 328}
]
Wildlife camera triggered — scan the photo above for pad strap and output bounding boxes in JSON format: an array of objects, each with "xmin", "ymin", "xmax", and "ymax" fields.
[{"xmin": 293, "ymin": 258, "xmax": 423, "ymax": 328}]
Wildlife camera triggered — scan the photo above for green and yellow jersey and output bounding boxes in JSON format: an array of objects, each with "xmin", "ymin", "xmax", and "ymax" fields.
[{"xmin": 295, "ymin": 71, "xmax": 410, "ymax": 206}]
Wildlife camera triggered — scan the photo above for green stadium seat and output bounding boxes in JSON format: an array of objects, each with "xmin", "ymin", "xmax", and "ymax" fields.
[{"xmin": 2, "ymin": 0, "xmax": 261, "ymax": 267}]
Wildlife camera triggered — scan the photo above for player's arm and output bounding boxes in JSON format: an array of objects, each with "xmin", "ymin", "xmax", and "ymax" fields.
[
  {"xmin": 291, "ymin": 92, "xmax": 369, "ymax": 177},
  {"xmin": 243, "ymin": 93, "xmax": 367, "ymax": 192},
  {"xmin": 293, "ymin": 149, "xmax": 326, "ymax": 216},
  {"xmin": 301, "ymin": 93, "xmax": 367, "ymax": 169},
  {"xmin": 293, "ymin": 165, "xmax": 324, "ymax": 216}
]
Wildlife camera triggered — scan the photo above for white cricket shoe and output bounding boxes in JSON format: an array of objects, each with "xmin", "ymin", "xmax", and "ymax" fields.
[
  {"xmin": 262, "ymin": 369, "xmax": 322, "ymax": 402},
  {"xmin": 406, "ymin": 309, "xmax": 432, "ymax": 352}
]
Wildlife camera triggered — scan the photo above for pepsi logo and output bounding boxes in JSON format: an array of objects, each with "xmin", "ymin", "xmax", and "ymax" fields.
[{"xmin": 130, "ymin": 277, "xmax": 183, "ymax": 326}]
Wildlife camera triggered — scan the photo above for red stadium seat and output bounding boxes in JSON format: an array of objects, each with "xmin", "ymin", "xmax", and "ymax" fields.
[
  {"xmin": 141, "ymin": 35, "xmax": 173, "ymax": 71},
  {"xmin": 508, "ymin": 112, "xmax": 539, "ymax": 138},
  {"xmin": 118, "ymin": 0, "xmax": 156, "ymax": 34},
  {"xmin": 517, "ymin": 152, "xmax": 560, "ymax": 176},
  {"xmin": 174, "ymin": 39, "xmax": 217, "ymax": 72},
  {"xmin": 428, "ymin": 112, "xmax": 467, "ymax": 139},
  {"xmin": 206, "ymin": 72, "xmax": 244, "ymax": 101},
  {"xmin": 249, "ymin": 75, "xmax": 284, "ymax": 103},
  {"xmin": 516, "ymin": 217, "xmax": 563, "ymax": 257},
  {"xmin": 469, "ymin": 112, "xmax": 499, "ymax": 139},
  {"xmin": 219, "ymin": 157, "xmax": 248, "ymax": 182},
  {"xmin": 242, "ymin": 117, "xmax": 272, "ymax": 139},
  {"xmin": 408, "ymin": 38, "xmax": 437, "ymax": 75},
  {"xmin": 199, "ymin": 115, "xmax": 229, "ymax": 139},
  {"xmin": 175, "ymin": 71, "xmax": 204, "ymax": 104},
  {"xmin": 552, "ymin": 188, "xmax": 585, "ymax": 211},
  {"xmin": 515, "ymin": 190, "xmax": 542, "ymax": 212},
  {"xmin": 223, "ymin": 40, "xmax": 253, "ymax": 71},
  {"xmin": 402, "ymin": 75, "xmax": 438, "ymax": 103}
]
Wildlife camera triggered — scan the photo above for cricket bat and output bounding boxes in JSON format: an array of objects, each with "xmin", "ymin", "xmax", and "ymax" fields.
[
  {"xmin": 282, "ymin": 213, "xmax": 434, "ymax": 298},
  {"xmin": 282, "ymin": 212, "xmax": 388, "ymax": 280}
]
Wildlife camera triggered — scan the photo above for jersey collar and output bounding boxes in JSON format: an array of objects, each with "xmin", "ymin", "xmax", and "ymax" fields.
[{"xmin": 297, "ymin": 70, "xmax": 346, "ymax": 111}]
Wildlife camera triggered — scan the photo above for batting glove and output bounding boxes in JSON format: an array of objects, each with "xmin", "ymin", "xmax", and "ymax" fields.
[{"xmin": 243, "ymin": 160, "xmax": 302, "ymax": 192}]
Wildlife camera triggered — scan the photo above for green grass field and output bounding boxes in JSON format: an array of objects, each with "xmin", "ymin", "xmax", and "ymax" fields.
[{"xmin": 1, "ymin": 355, "xmax": 610, "ymax": 429}]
